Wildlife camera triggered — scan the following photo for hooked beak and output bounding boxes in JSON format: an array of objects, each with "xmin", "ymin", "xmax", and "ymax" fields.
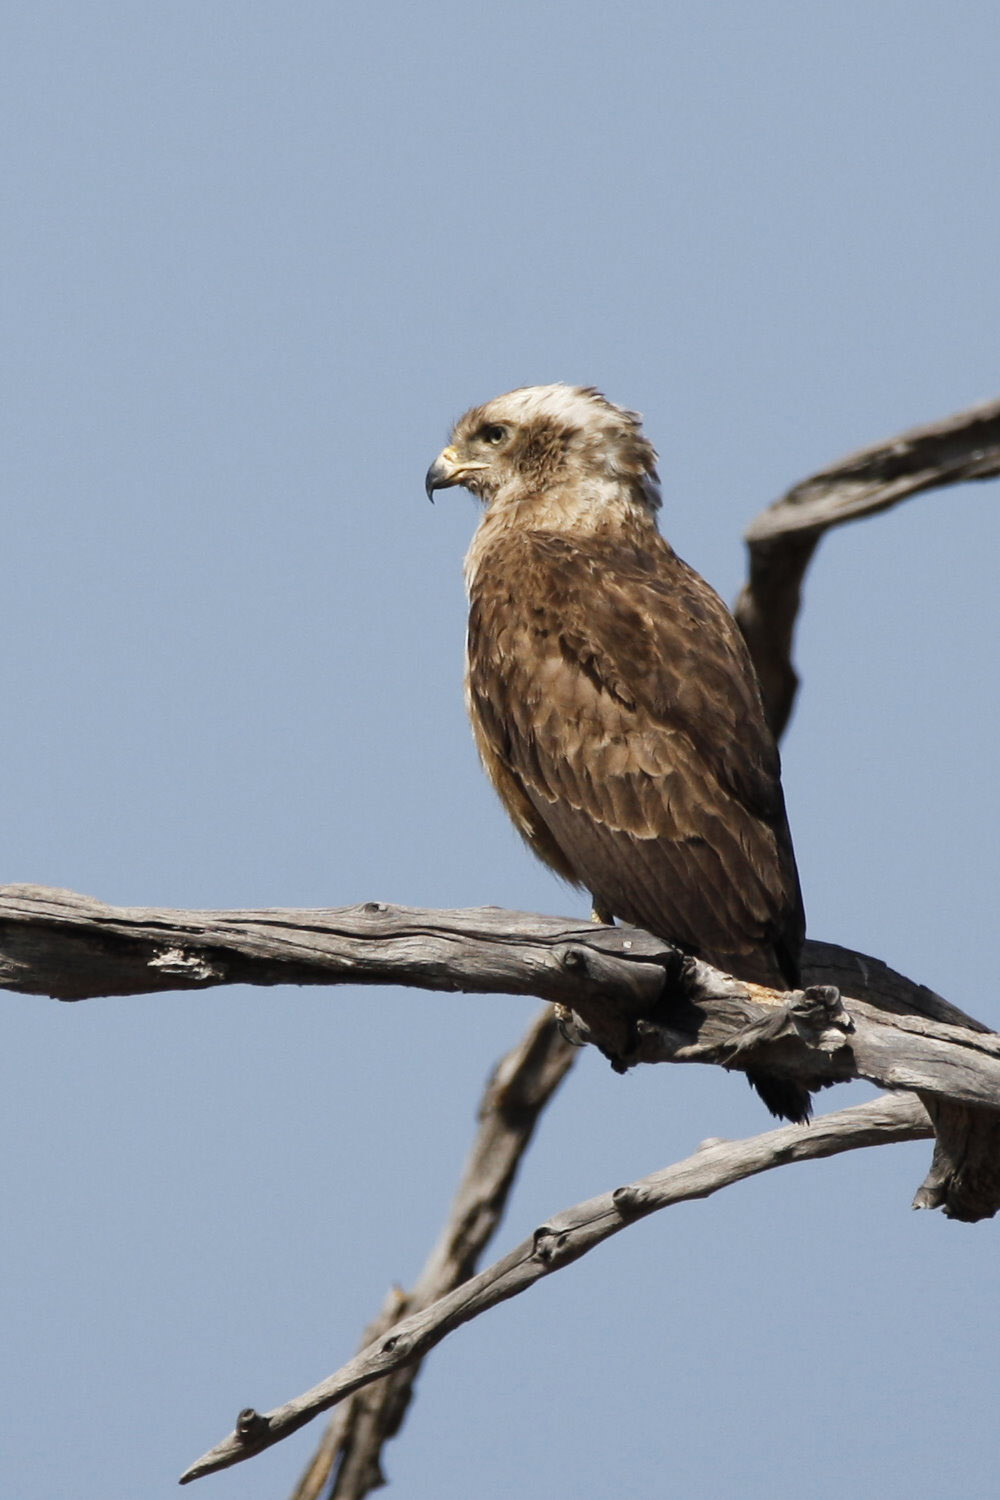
[{"xmin": 424, "ymin": 445, "xmax": 488, "ymax": 502}]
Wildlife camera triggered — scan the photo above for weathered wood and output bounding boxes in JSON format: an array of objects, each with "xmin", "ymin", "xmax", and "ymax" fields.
[
  {"xmin": 289, "ymin": 1011, "xmax": 576, "ymax": 1500},
  {"xmin": 0, "ymin": 883, "xmax": 667, "ymax": 1012},
  {"xmin": 734, "ymin": 395, "xmax": 1000, "ymax": 735},
  {"xmin": 2, "ymin": 883, "xmax": 998, "ymax": 1222},
  {"xmin": 180, "ymin": 1092, "xmax": 931, "ymax": 1485},
  {"xmin": 912, "ymin": 1096, "xmax": 1000, "ymax": 1223}
]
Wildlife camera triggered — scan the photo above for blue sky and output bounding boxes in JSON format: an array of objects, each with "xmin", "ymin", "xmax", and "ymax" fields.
[{"xmin": 2, "ymin": 5, "xmax": 999, "ymax": 1497}]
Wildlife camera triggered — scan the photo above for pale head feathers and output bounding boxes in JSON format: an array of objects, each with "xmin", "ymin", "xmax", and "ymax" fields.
[{"xmin": 440, "ymin": 383, "xmax": 662, "ymax": 520}]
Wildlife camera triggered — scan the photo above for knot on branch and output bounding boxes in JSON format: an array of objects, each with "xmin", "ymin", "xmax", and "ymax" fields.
[
  {"xmin": 532, "ymin": 1224, "xmax": 573, "ymax": 1269},
  {"xmin": 235, "ymin": 1408, "xmax": 270, "ymax": 1442},
  {"xmin": 558, "ymin": 944, "xmax": 591, "ymax": 977},
  {"xmin": 612, "ymin": 1183, "xmax": 645, "ymax": 1216},
  {"xmin": 380, "ymin": 1330, "xmax": 414, "ymax": 1360}
]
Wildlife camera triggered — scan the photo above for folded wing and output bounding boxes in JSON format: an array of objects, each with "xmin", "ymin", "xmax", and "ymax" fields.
[{"xmin": 466, "ymin": 529, "xmax": 804, "ymax": 989}]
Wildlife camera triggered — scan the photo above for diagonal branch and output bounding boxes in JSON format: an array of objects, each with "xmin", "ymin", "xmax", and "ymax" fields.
[
  {"xmin": 734, "ymin": 394, "xmax": 1000, "ymax": 735},
  {"xmin": 180, "ymin": 1092, "xmax": 931, "ymax": 1485},
  {"xmin": 288, "ymin": 1009, "xmax": 576, "ymax": 1500}
]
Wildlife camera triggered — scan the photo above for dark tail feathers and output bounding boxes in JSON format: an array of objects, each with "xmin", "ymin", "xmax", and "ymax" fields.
[{"xmin": 747, "ymin": 1071, "xmax": 812, "ymax": 1125}]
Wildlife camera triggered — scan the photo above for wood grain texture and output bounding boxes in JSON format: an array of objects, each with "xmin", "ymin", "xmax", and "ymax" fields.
[{"xmin": 2, "ymin": 883, "xmax": 997, "ymax": 1222}]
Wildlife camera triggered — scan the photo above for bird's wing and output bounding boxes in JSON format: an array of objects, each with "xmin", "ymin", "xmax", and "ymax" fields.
[{"xmin": 466, "ymin": 529, "xmax": 804, "ymax": 986}]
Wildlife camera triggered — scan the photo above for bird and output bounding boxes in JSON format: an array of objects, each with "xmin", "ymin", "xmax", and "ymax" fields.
[{"xmin": 425, "ymin": 384, "xmax": 810, "ymax": 1122}]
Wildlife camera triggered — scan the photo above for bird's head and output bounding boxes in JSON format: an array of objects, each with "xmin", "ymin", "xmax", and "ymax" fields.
[{"xmin": 425, "ymin": 384, "xmax": 661, "ymax": 517}]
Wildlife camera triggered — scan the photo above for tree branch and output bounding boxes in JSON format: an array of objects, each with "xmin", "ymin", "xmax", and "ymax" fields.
[
  {"xmin": 735, "ymin": 394, "xmax": 1000, "ymax": 735},
  {"xmin": 179, "ymin": 1092, "xmax": 930, "ymax": 1485},
  {"xmin": 0, "ymin": 883, "xmax": 989, "ymax": 1090},
  {"xmin": 288, "ymin": 1010, "xmax": 576, "ymax": 1500},
  {"xmin": 2, "ymin": 883, "xmax": 997, "ymax": 1222}
]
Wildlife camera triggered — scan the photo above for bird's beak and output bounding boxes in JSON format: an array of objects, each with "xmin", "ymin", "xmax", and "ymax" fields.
[
  {"xmin": 424, "ymin": 445, "xmax": 488, "ymax": 502},
  {"xmin": 425, "ymin": 447, "xmax": 459, "ymax": 502}
]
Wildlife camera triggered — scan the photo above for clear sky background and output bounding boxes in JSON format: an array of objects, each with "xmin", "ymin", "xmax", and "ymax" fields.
[{"xmin": 3, "ymin": 4, "xmax": 999, "ymax": 1497}]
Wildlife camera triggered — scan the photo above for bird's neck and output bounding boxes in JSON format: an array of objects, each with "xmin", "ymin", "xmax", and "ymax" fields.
[{"xmin": 465, "ymin": 476, "xmax": 658, "ymax": 590}]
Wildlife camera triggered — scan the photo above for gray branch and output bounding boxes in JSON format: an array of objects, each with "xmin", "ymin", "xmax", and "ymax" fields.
[
  {"xmin": 2, "ymin": 883, "xmax": 998, "ymax": 1225},
  {"xmin": 179, "ymin": 1092, "xmax": 930, "ymax": 1485},
  {"xmin": 288, "ymin": 1010, "xmax": 576, "ymax": 1500},
  {"xmin": 735, "ymin": 394, "xmax": 1000, "ymax": 735}
]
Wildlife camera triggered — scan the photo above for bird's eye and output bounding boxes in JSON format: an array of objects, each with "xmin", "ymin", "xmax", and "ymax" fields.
[{"xmin": 481, "ymin": 424, "xmax": 508, "ymax": 445}]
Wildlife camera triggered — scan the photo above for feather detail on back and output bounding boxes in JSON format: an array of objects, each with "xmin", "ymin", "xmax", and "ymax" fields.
[{"xmin": 465, "ymin": 525, "xmax": 804, "ymax": 989}]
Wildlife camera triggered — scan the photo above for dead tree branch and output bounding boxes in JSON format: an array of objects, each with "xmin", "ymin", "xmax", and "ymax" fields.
[
  {"xmin": 180, "ymin": 1091, "xmax": 931, "ymax": 1485},
  {"xmin": 2, "ymin": 882, "xmax": 998, "ymax": 1223},
  {"xmin": 288, "ymin": 1009, "xmax": 575, "ymax": 1500},
  {"xmin": 735, "ymin": 394, "xmax": 1000, "ymax": 735}
]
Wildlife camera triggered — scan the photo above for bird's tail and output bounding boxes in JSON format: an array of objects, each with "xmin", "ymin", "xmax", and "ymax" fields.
[{"xmin": 746, "ymin": 1071, "xmax": 812, "ymax": 1125}]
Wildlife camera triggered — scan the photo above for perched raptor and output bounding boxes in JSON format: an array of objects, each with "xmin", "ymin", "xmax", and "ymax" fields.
[{"xmin": 426, "ymin": 384, "xmax": 810, "ymax": 1122}]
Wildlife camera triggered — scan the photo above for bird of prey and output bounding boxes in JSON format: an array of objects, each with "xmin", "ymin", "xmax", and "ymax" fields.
[{"xmin": 426, "ymin": 384, "xmax": 809, "ymax": 1121}]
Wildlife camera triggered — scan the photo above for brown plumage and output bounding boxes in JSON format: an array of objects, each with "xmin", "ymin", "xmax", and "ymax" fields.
[{"xmin": 426, "ymin": 385, "xmax": 809, "ymax": 1121}]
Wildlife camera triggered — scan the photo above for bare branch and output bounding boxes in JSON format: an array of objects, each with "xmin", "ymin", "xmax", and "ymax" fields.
[
  {"xmin": 734, "ymin": 394, "xmax": 1000, "ymax": 735},
  {"xmin": 0, "ymin": 882, "xmax": 666, "ymax": 1012},
  {"xmin": 288, "ymin": 1010, "xmax": 576, "ymax": 1500},
  {"xmin": 291, "ymin": 943, "xmax": 1000, "ymax": 1495},
  {"xmin": 0, "ymin": 883, "xmax": 990, "ymax": 1093},
  {"xmin": 180, "ymin": 1092, "xmax": 930, "ymax": 1485},
  {"xmin": 3, "ymin": 884, "xmax": 998, "ymax": 1221}
]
